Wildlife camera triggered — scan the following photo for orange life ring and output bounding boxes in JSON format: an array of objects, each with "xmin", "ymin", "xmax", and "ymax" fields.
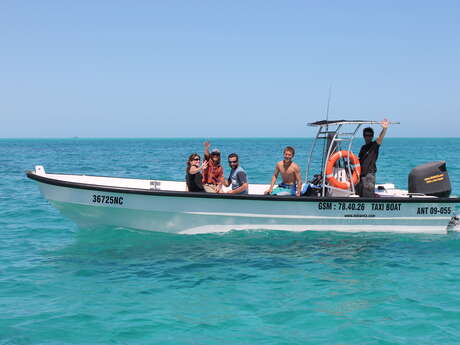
[{"xmin": 325, "ymin": 150, "xmax": 361, "ymax": 190}]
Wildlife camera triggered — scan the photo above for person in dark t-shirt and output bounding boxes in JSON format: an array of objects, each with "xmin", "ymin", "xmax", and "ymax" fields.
[
  {"xmin": 357, "ymin": 119, "xmax": 389, "ymax": 197},
  {"xmin": 185, "ymin": 153, "xmax": 207, "ymax": 192}
]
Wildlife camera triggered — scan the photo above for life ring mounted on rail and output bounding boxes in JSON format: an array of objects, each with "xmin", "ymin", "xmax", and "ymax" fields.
[{"xmin": 325, "ymin": 150, "xmax": 361, "ymax": 190}]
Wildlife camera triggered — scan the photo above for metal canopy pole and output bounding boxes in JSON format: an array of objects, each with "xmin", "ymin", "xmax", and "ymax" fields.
[
  {"xmin": 345, "ymin": 124, "xmax": 361, "ymax": 195},
  {"xmin": 321, "ymin": 124, "xmax": 342, "ymax": 197}
]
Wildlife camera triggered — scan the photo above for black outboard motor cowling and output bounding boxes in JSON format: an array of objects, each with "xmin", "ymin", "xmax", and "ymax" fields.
[{"xmin": 408, "ymin": 161, "xmax": 451, "ymax": 197}]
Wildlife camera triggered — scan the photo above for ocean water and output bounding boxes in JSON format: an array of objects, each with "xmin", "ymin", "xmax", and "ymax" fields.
[{"xmin": 1, "ymin": 138, "xmax": 460, "ymax": 345}]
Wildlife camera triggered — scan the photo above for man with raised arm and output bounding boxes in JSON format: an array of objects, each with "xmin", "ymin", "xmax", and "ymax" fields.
[
  {"xmin": 357, "ymin": 119, "xmax": 390, "ymax": 197},
  {"xmin": 264, "ymin": 146, "xmax": 303, "ymax": 197},
  {"xmin": 202, "ymin": 141, "xmax": 224, "ymax": 193}
]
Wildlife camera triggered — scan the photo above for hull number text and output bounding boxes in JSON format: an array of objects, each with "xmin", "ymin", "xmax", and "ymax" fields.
[
  {"xmin": 416, "ymin": 207, "xmax": 451, "ymax": 215},
  {"xmin": 91, "ymin": 194, "xmax": 124, "ymax": 205}
]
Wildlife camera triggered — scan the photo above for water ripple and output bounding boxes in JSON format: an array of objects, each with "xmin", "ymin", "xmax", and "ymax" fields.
[{"xmin": 2, "ymin": 139, "xmax": 460, "ymax": 345}]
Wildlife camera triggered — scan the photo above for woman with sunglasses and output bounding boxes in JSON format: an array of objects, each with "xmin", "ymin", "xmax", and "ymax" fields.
[{"xmin": 185, "ymin": 153, "xmax": 207, "ymax": 192}]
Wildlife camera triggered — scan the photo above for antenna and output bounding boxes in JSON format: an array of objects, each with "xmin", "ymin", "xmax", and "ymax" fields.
[
  {"xmin": 320, "ymin": 85, "xmax": 333, "ymax": 177},
  {"xmin": 325, "ymin": 84, "xmax": 332, "ymax": 124}
]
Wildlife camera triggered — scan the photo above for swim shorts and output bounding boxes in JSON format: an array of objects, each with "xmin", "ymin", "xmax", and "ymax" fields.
[{"xmin": 271, "ymin": 183, "xmax": 296, "ymax": 196}]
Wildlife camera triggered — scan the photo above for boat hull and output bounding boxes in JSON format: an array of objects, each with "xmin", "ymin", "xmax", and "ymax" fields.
[{"xmin": 37, "ymin": 181, "xmax": 458, "ymax": 234}]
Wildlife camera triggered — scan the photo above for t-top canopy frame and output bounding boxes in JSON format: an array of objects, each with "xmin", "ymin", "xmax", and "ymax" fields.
[
  {"xmin": 307, "ymin": 119, "xmax": 399, "ymax": 127},
  {"xmin": 305, "ymin": 119, "xmax": 399, "ymax": 196}
]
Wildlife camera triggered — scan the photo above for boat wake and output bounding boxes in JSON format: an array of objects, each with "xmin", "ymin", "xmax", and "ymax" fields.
[
  {"xmin": 178, "ymin": 225, "xmax": 312, "ymax": 235},
  {"xmin": 179, "ymin": 222, "xmax": 459, "ymax": 235}
]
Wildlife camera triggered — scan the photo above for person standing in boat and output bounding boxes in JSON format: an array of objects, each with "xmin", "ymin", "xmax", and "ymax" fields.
[
  {"xmin": 357, "ymin": 119, "xmax": 390, "ymax": 197},
  {"xmin": 185, "ymin": 153, "xmax": 207, "ymax": 192},
  {"xmin": 264, "ymin": 146, "xmax": 302, "ymax": 196},
  {"xmin": 202, "ymin": 141, "xmax": 224, "ymax": 193},
  {"xmin": 222, "ymin": 153, "xmax": 248, "ymax": 194}
]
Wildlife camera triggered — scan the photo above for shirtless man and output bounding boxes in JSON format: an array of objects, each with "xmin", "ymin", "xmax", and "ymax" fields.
[{"xmin": 265, "ymin": 146, "xmax": 302, "ymax": 197}]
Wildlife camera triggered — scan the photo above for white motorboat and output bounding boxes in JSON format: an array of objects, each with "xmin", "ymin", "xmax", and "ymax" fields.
[{"xmin": 27, "ymin": 120, "xmax": 460, "ymax": 234}]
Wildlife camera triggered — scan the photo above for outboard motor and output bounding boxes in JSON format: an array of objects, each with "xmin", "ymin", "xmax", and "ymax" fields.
[{"xmin": 408, "ymin": 161, "xmax": 451, "ymax": 197}]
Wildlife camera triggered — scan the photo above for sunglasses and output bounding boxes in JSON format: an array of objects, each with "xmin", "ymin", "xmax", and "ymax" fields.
[
  {"xmin": 192, "ymin": 157, "xmax": 200, "ymax": 161},
  {"xmin": 364, "ymin": 134, "xmax": 373, "ymax": 138},
  {"xmin": 228, "ymin": 160, "xmax": 238, "ymax": 164}
]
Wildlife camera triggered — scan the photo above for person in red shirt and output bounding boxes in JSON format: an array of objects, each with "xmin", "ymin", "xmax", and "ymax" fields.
[{"xmin": 202, "ymin": 141, "xmax": 224, "ymax": 193}]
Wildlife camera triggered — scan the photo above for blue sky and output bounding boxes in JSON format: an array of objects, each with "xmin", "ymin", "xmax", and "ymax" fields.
[{"xmin": 1, "ymin": 1, "xmax": 459, "ymax": 137}]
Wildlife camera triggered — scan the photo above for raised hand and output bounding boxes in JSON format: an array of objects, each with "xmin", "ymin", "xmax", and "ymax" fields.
[{"xmin": 381, "ymin": 118, "xmax": 389, "ymax": 129}]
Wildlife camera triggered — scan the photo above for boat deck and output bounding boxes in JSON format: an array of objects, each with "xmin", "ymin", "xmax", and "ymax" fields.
[{"xmin": 33, "ymin": 166, "xmax": 423, "ymax": 198}]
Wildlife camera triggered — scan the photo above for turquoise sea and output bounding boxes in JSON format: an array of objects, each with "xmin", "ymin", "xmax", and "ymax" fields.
[{"xmin": 1, "ymin": 138, "xmax": 460, "ymax": 345}]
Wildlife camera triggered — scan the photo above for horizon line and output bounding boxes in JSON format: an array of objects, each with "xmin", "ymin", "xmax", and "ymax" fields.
[{"xmin": 1, "ymin": 136, "xmax": 460, "ymax": 140}]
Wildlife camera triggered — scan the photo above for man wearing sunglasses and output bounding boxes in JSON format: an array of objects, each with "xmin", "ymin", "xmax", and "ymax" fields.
[
  {"xmin": 357, "ymin": 119, "xmax": 390, "ymax": 197},
  {"xmin": 222, "ymin": 153, "xmax": 248, "ymax": 194}
]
